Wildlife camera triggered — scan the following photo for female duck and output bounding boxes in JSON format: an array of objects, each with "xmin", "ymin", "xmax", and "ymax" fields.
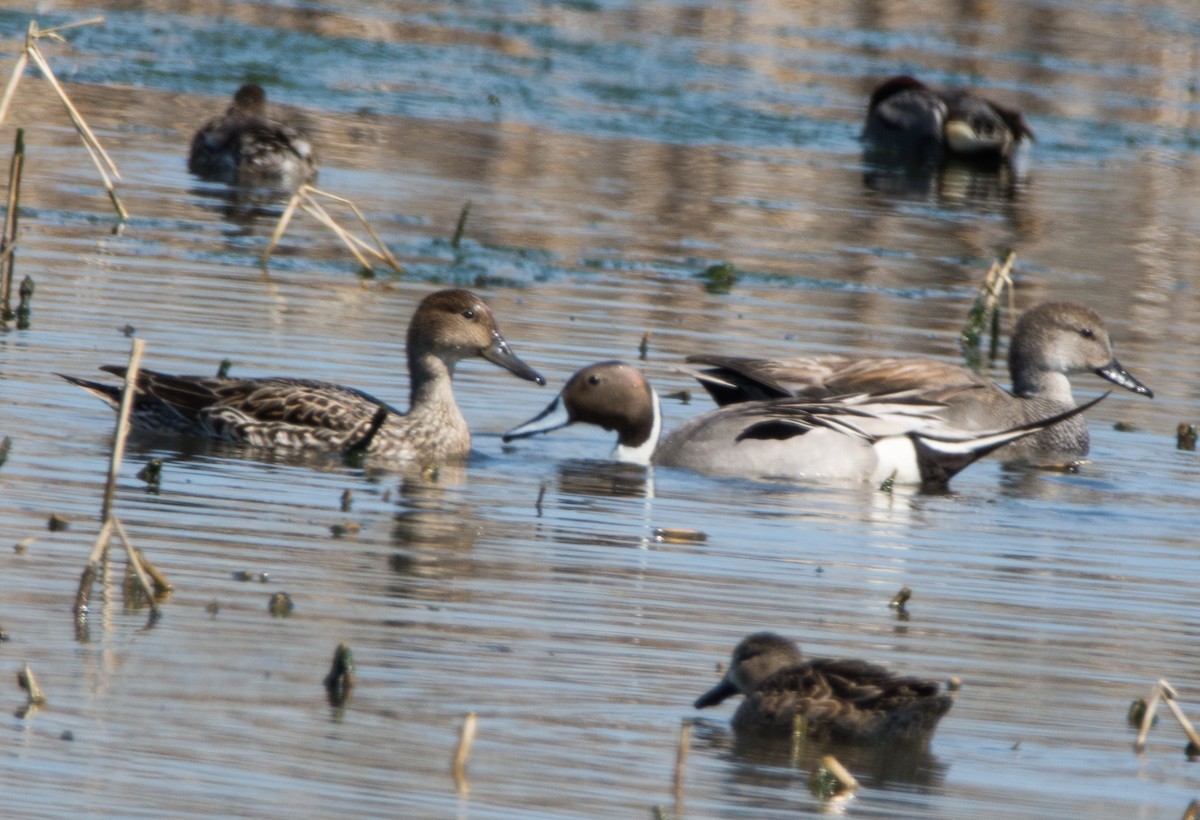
[
  {"xmin": 863, "ymin": 75, "xmax": 1034, "ymax": 162},
  {"xmin": 687, "ymin": 302, "xmax": 1151, "ymax": 463},
  {"xmin": 64, "ymin": 289, "xmax": 544, "ymax": 464},
  {"xmin": 503, "ymin": 361, "xmax": 1100, "ymax": 487},
  {"xmin": 188, "ymin": 83, "xmax": 318, "ymax": 187},
  {"xmin": 694, "ymin": 632, "xmax": 953, "ymax": 744}
]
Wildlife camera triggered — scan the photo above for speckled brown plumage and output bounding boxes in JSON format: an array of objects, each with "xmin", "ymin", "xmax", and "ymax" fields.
[
  {"xmin": 188, "ymin": 83, "xmax": 318, "ymax": 187},
  {"xmin": 694, "ymin": 632, "xmax": 953, "ymax": 745},
  {"xmin": 62, "ymin": 289, "xmax": 544, "ymax": 464}
]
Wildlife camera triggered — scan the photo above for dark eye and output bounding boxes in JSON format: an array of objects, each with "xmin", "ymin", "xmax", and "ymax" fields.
[
  {"xmin": 587, "ymin": 375, "xmax": 601, "ymax": 386},
  {"xmin": 1078, "ymin": 327, "xmax": 1095, "ymax": 339},
  {"xmin": 461, "ymin": 309, "xmax": 475, "ymax": 320}
]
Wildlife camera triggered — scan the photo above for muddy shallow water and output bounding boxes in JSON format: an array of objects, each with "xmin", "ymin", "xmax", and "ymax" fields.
[{"xmin": 1, "ymin": 1, "xmax": 1199, "ymax": 817}]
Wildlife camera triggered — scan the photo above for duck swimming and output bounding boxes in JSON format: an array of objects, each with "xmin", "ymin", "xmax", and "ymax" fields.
[
  {"xmin": 503, "ymin": 360, "xmax": 1103, "ymax": 488},
  {"xmin": 863, "ymin": 75, "xmax": 1034, "ymax": 162},
  {"xmin": 63, "ymin": 289, "xmax": 544, "ymax": 464},
  {"xmin": 694, "ymin": 632, "xmax": 953, "ymax": 745},
  {"xmin": 188, "ymin": 83, "xmax": 318, "ymax": 187},
  {"xmin": 687, "ymin": 302, "xmax": 1151, "ymax": 463}
]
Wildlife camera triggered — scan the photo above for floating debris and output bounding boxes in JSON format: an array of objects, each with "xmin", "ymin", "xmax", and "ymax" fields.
[
  {"xmin": 205, "ymin": 600, "xmax": 220, "ymax": 618},
  {"xmin": 330, "ymin": 521, "xmax": 360, "ymax": 538},
  {"xmin": 136, "ymin": 457, "xmax": 162, "ymax": 490},
  {"xmin": 947, "ymin": 677, "xmax": 962, "ymax": 693},
  {"xmin": 696, "ymin": 262, "xmax": 737, "ymax": 295},
  {"xmin": 119, "ymin": 323, "xmax": 135, "ymax": 337},
  {"xmin": 14, "ymin": 536, "xmax": 33, "ymax": 554},
  {"xmin": 653, "ymin": 527, "xmax": 707, "ymax": 544},
  {"xmin": 1176, "ymin": 423, "xmax": 1197, "ymax": 451},
  {"xmin": 0, "ymin": 435, "xmax": 9, "ymax": 468},
  {"xmin": 134, "ymin": 548, "xmax": 173, "ymax": 596},
  {"xmin": 268, "ymin": 592, "xmax": 294, "ymax": 617},
  {"xmin": 450, "ymin": 201, "xmax": 471, "ymax": 250},
  {"xmin": 1128, "ymin": 697, "xmax": 1157, "ymax": 728},
  {"xmin": 0, "ymin": 625, "xmax": 8, "ymax": 642},
  {"xmin": 340, "ymin": 489, "xmax": 353, "ymax": 512},
  {"xmin": 662, "ymin": 389, "xmax": 691, "ymax": 405},
  {"xmin": 638, "ymin": 330, "xmax": 651, "ymax": 360},
  {"xmin": 215, "ymin": 358, "xmax": 233, "ymax": 378},
  {"xmin": 889, "ymin": 585, "xmax": 912, "ymax": 612},
  {"xmin": 232, "ymin": 570, "xmax": 270, "ymax": 583},
  {"xmin": 17, "ymin": 662, "xmax": 46, "ymax": 706},
  {"xmin": 47, "ymin": 513, "xmax": 69, "ymax": 532},
  {"xmin": 60, "ymin": 730, "xmax": 74, "ymax": 741},
  {"xmin": 1112, "ymin": 421, "xmax": 1137, "ymax": 433},
  {"xmin": 1183, "ymin": 798, "xmax": 1198, "ymax": 820},
  {"xmin": 323, "ymin": 643, "xmax": 355, "ymax": 707}
]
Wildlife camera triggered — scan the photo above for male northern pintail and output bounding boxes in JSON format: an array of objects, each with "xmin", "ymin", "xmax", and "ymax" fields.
[
  {"xmin": 188, "ymin": 83, "xmax": 318, "ymax": 187},
  {"xmin": 694, "ymin": 632, "xmax": 953, "ymax": 744},
  {"xmin": 863, "ymin": 75, "xmax": 1034, "ymax": 162},
  {"xmin": 502, "ymin": 361, "xmax": 1103, "ymax": 487},
  {"xmin": 687, "ymin": 302, "xmax": 1151, "ymax": 463},
  {"xmin": 63, "ymin": 289, "xmax": 544, "ymax": 464}
]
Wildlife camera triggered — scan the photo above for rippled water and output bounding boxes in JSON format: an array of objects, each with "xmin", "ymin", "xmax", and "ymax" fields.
[{"xmin": 2, "ymin": 1, "xmax": 1199, "ymax": 817}]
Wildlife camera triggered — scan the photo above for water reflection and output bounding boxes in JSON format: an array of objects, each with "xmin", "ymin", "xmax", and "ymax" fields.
[
  {"xmin": 690, "ymin": 719, "xmax": 947, "ymax": 804},
  {"xmin": 862, "ymin": 154, "xmax": 1021, "ymax": 204}
]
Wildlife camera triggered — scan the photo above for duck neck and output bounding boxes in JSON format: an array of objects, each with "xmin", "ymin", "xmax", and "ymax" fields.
[
  {"xmin": 613, "ymin": 388, "xmax": 661, "ymax": 466},
  {"xmin": 408, "ymin": 351, "xmax": 462, "ymax": 419},
  {"xmin": 1010, "ymin": 364, "xmax": 1074, "ymax": 404}
]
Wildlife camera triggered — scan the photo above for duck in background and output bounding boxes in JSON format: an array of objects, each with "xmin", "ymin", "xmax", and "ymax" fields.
[
  {"xmin": 686, "ymin": 302, "xmax": 1152, "ymax": 464},
  {"xmin": 63, "ymin": 289, "xmax": 545, "ymax": 465},
  {"xmin": 502, "ymin": 360, "xmax": 1104, "ymax": 488},
  {"xmin": 694, "ymin": 632, "xmax": 954, "ymax": 745},
  {"xmin": 188, "ymin": 82, "xmax": 318, "ymax": 188},
  {"xmin": 863, "ymin": 74, "xmax": 1034, "ymax": 164}
]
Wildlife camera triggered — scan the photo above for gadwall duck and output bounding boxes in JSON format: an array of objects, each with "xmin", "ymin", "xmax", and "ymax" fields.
[
  {"xmin": 63, "ymin": 289, "xmax": 544, "ymax": 463},
  {"xmin": 694, "ymin": 632, "xmax": 953, "ymax": 744},
  {"xmin": 188, "ymin": 83, "xmax": 318, "ymax": 187},
  {"xmin": 687, "ymin": 302, "xmax": 1151, "ymax": 463},
  {"xmin": 863, "ymin": 75, "xmax": 1034, "ymax": 162},
  {"xmin": 502, "ymin": 361, "xmax": 1103, "ymax": 487}
]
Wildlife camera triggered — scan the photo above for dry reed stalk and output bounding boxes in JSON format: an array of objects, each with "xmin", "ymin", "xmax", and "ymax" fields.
[
  {"xmin": 961, "ymin": 251, "xmax": 1016, "ymax": 364},
  {"xmin": 451, "ymin": 711, "xmax": 477, "ymax": 794},
  {"xmin": 1, "ymin": 128, "xmax": 23, "ymax": 320},
  {"xmin": 673, "ymin": 720, "xmax": 691, "ymax": 813},
  {"xmin": 819, "ymin": 754, "xmax": 859, "ymax": 792},
  {"xmin": 0, "ymin": 19, "xmax": 126, "ymax": 220},
  {"xmin": 261, "ymin": 185, "xmax": 402, "ymax": 274},
  {"xmin": 1134, "ymin": 683, "xmax": 1161, "ymax": 752},
  {"xmin": 18, "ymin": 661, "xmax": 46, "ymax": 705},
  {"xmin": 1159, "ymin": 679, "xmax": 1200, "ymax": 750}
]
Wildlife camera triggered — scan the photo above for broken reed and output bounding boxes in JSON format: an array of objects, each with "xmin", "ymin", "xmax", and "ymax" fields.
[
  {"xmin": 0, "ymin": 18, "xmax": 127, "ymax": 221},
  {"xmin": 961, "ymin": 251, "xmax": 1017, "ymax": 370},
  {"xmin": 262, "ymin": 185, "xmax": 402, "ymax": 275},
  {"xmin": 1, "ymin": 127, "xmax": 24, "ymax": 321}
]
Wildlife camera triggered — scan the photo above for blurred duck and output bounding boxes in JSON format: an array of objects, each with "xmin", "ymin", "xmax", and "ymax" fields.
[
  {"xmin": 694, "ymin": 632, "xmax": 953, "ymax": 744},
  {"xmin": 863, "ymin": 75, "xmax": 1034, "ymax": 162},
  {"xmin": 687, "ymin": 302, "xmax": 1151, "ymax": 463},
  {"xmin": 188, "ymin": 83, "xmax": 318, "ymax": 187},
  {"xmin": 63, "ymin": 289, "xmax": 544, "ymax": 464},
  {"xmin": 502, "ymin": 360, "xmax": 1103, "ymax": 488}
]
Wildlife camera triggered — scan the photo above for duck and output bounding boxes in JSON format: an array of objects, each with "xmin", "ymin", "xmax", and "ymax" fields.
[
  {"xmin": 694, "ymin": 632, "xmax": 953, "ymax": 745},
  {"xmin": 502, "ymin": 360, "xmax": 1103, "ymax": 488},
  {"xmin": 863, "ymin": 75, "xmax": 1034, "ymax": 162},
  {"xmin": 62, "ymin": 289, "xmax": 545, "ymax": 464},
  {"xmin": 188, "ymin": 83, "xmax": 318, "ymax": 187},
  {"xmin": 686, "ymin": 302, "xmax": 1152, "ymax": 464}
]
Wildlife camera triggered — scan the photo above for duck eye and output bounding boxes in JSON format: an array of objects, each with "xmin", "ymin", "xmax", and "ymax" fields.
[
  {"xmin": 587, "ymin": 375, "xmax": 601, "ymax": 385},
  {"xmin": 1078, "ymin": 327, "xmax": 1095, "ymax": 339},
  {"xmin": 461, "ymin": 309, "xmax": 475, "ymax": 320}
]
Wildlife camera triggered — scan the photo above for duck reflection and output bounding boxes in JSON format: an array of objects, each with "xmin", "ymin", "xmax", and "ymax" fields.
[{"xmin": 386, "ymin": 464, "xmax": 482, "ymax": 601}]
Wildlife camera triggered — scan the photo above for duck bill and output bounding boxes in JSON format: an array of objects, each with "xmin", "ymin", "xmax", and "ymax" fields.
[
  {"xmin": 1095, "ymin": 357, "xmax": 1153, "ymax": 398},
  {"xmin": 503, "ymin": 394, "xmax": 572, "ymax": 442},
  {"xmin": 481, "ymin": 332, "xmax": 545, "ymax": 385},
  {"xmin": 693, "ymin": 677, "xmax": 738, "ymax": 710}
]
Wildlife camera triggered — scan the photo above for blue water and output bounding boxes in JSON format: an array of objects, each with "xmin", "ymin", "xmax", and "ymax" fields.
[{"xmin": 1, "ymin": 1, "xmax": 1199, "ymax": 817}]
